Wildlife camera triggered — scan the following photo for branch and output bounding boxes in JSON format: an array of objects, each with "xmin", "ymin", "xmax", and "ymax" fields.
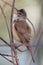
[
  {"xmin": 0, "ymin": 37, "xmax": 10, "ymax": 47},
  {"xmin": 1, "ymin": 0, "xmax": 35, "ymax": 34},
  {"xmin": 27, "ymin": 17, "xmax": 35, "ymax": 33},
  {"xmin": 0, "ymin": 36, "xmax": 26, "ymax": 52},
  {"xmin": 29, "ymin": 31, "xmax": 43, "ymax": 64},
  {"xmin": 0, "ymin": 36, "xmax": 42, "ymax": 52},
  {"xmin": 10, "ymin": 0, "xmax": 19, "ymax": 65},
  {"xmin": 10, "ymin": 0, "xmax": 15, "ymax": 65},
  {"xmin": 1, "ymin": 0, "xmax": 18, "ymax": 11},
  {"xmin": 0, "ymin": 5, "xmax": 11, "ymax": 41},
  {"xmin": 0, "ymin": 54, "xmax": 16, "ymax": 64},
  {"xmin": 10, "ymin": 0, "xmax": 15, "ymax": 42},
  {"xmin": 0, "ymin": 53, "xmax": 15, "ymax": 57}
]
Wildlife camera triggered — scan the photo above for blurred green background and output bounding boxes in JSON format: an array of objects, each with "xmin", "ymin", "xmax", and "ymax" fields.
[{"xmin": 0, "ymin": 0, "xmax": 43, "ymax": 65}]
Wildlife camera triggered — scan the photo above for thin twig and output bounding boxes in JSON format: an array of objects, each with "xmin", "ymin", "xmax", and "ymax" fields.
[
  {"xmin": 0, "ymin": 36, "xmax": 39, "ymax": 48},
  {"xmin": 0, "ymin": 36, "xmax": 27, "ymax": 52},
  {"xmin": 0, "ymin": 5, "xmax": 11, "ymax": 41},
  {"xmin": 0, "ymin": 37, "xmax": 10, "ymax": 47},
  {"xmin": 10, "ymin": 0, "xmax": 15, "ymax": 42},
  {"xmin": 0, "ymin": 0, "xmax": 36, "ymax": 64},
  {"xmin": 27, "ymin": 17, "xmax": 35, "ymax": 33},
  {"xmin": 1, "ymin": 0, "xmax": 35, "ymax": 34},
  {"xmin": 1, "ymin": 0, "xmax": 18, "ymax": 11},
  {"xmin": 0, "ymin": 37, "xmax": 17, "ymax": 65},
  {"xmin": 0, "ymin": 53, "xmax": 15, "ymax": 57},
  {"xmin": 0, "ymin": 54, "xmax": 16, "ymax": 64},
  {"xmin": 0, "ymin": 5, "xmax": 10, "ymax": 42},
  {"xmin": 0, "ymin": 36, "xmax": 26, "ymax": 52},
  {"xmin": 0, "ymin": 44, "xmax": 43, "ymax": 47},
  {"xmin": 10, "ymin": 0, "xmax": 16, "ymax": 65},
  {"xmin": 29, "ymin": 31, "xmax": 43, "ymax": 64},
  {"xmin": 10, "ymin": 0, "xmax": 19, "ymax": 65}
]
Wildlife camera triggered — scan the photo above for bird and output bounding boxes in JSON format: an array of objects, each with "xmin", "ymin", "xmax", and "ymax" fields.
[{"xmin": 12, "ymin": 9, "xmax": 35, "ymax": 63}]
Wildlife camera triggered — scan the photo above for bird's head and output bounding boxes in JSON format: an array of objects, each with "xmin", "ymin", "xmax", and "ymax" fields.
[
  {"xmin": 18, "ymin": 9, "xmax": 27, "ymax": 19},
  {"xmin": 12, "ymin": 9, "xmax": 27, "ymax": 25}
]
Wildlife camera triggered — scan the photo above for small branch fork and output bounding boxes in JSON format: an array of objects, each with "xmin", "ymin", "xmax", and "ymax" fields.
[
  {"xmin": 0, "ymin": 0, "xmax": 19, "ymax": 64},
  {"xmin": 1, "ymin": 0, "xmax": 35, "ymax": 33},
  {"xmin": 0, "ymin": 35, "xmax": 43, "ymax": 63},
  {"xmin": 0, "ymin": 37, "xmax": 39, "ymax": 48},
  {"xmin": 0, "ymin": 0, "xmax": 42, "ymax": 64},
  {"xmin": 0, "ymin": 37, "xmax": 15, "ymax": 64},
  {"xmin": 0, "ymin": 30, "xmax": 18, "ymax": 65},
  {"xmin": 1, "ymin": 0, "xmax": 18, "ymax": 11},
  {"xmin": 0, "ymin": 53, "xmax": 15, "ymax": 64},
  {"xmin": 0, "ymin": 37, "xmax": 32, "ymax": 64}
]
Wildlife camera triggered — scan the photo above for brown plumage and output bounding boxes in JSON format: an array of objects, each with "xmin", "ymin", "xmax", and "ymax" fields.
[
  {"xmin": 13, "ymin": 9, "xmax": 35, "ymax": 63},
  {"xmin": 14, "ymin": 20, "xmax": 31, "ymax": 43},
  {"xmin": 14, "ymin": 19, "xmax": 35, "ymax": 63}
]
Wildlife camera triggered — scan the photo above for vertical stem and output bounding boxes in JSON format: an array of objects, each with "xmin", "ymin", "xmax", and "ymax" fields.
[
  {"xmin": 0, "ymin": 5, "xmax": 10, "ymax": 41},
  {"xmin": 10, "ymin": 0, "xmax": 19, "ymax": 65},
  {"xmin": 10, "ymin": 0, "xmax": 15, "ymax": 42},
  {"xmin": 10, "ymin": 0, "xmax": 15, "ymax": 65}
]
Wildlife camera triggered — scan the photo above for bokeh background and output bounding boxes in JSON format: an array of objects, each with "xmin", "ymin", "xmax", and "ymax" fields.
[{"xmin": 0, "ymin": 0, "xmax": 43, "ymax": 65}]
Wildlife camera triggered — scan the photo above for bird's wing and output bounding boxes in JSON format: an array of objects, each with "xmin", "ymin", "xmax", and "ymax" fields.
[
  {"xmin": 14, "ymin": 20, "xmax": 35, "ymax": 62},
  {"xmin": 14, "ymin": 20, "xmax": 32, "ymax": 43}
]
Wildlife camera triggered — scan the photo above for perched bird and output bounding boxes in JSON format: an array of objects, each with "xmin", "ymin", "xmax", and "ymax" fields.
[{"xmin": 12, "ymin": 9, "xmax": 35, "ymax": 63}]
